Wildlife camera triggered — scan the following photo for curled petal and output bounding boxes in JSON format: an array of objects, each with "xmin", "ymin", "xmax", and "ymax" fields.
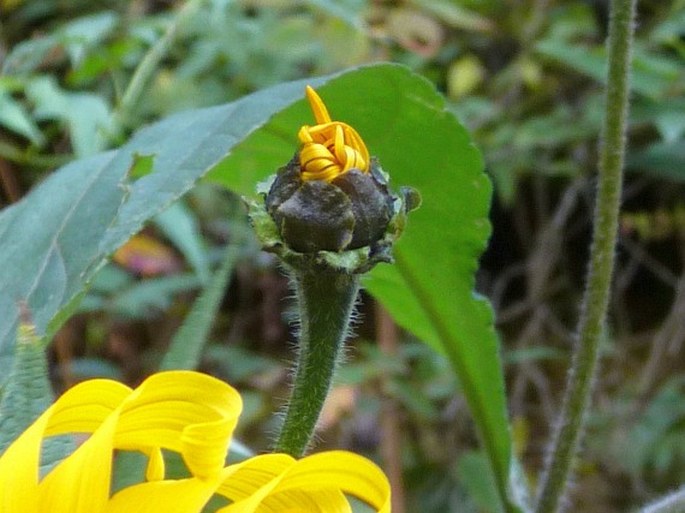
[
  {"xmin": 271, "ymin": 451, "xmax": 390, "ymax": 513},
  {"xmin": 105, "ymin": 477, "xmax": 221, "ymax": 513},
  {"xmin": 0, "ymin": 371, "xmax": 391, "ymax": 513},
  {"xmin": 0, "ymin": 371, "xmax": 242, "ymax": 513},
  {"xmin": 333, "ymin": 125, "xmax": 347, "ymax": 165},
  {"xmin": 299, "ymin": 141, "xmax": 344, "ymax": 182},
  {"xmin": 214, "ymin": 451, "xmax": 390, "ymax": 513},
  {"xmin": 342, "ymin": 125, "xmax": 370, "ymax": 166},
  {"xmin": 114, "ymin": 371, "xmax": 242, "ymax": 479},
  {"xmin": 0, "ymin": 379, "xmax": 130, "ymax": 513},
  {"xmin": 298, "ymin": 87, "xmax": 370, "ymax": 181}
]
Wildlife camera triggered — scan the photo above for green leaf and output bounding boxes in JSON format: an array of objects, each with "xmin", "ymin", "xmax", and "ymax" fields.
[
  {"xmin": 208, "ymin": 65, "xmax": 521, "ymax": 511},
  {"xmin": 0, "ymin": 313, "xmax": 74, "ymax": 470},
  {"xmin": 59, "ymin": 11, "xmax": 119, "ymax": 66},
  {"xmin": 0, "ymin": 316, "xmax": 52, "ymax": 453},
  {"xmin": 628, "ymin": 139, "xmax": 685, "ymax": 181},
  {"xmin": 457, "ymin": 451, "xmax": 505, "ymax": 513},
  {"xmin": 111, "ymin": 274, "xmax": 201, "ymax": 318},
  {"xmin": 159, "ymin": 244, "xmax": 239, "ymax": 371},
  {"xmin": 0, "ymin": 92, "xmax": 45, "ymax": 145},
  {"xmin": 411, "ymin": 0, "xmax": 494, "ymax": 32},
  {"xmin": 26, "ymin": 75, "xmax": 114, "ymax": 156},
  {"xmin": 535, "ymin": 39, "xmax": 683, "ymax": 100},
  {"xmin": 154, "ymin": 201, "xmax": 210, "ymax": 285}
]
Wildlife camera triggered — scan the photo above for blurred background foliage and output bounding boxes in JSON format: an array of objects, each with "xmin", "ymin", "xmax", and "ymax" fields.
[{"xmin": 0, "ymin": 0, "xmax": 684, "ymax": 511}]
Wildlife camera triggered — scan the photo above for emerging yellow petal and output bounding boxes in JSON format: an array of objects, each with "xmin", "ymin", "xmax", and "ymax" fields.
[
  {"xmin": 298, "ymin": 86, "xmax": 370, "ymax": 182},
  {"xmin": 305, "ymin": 84, "xmax": 332, "ymax": 124}
]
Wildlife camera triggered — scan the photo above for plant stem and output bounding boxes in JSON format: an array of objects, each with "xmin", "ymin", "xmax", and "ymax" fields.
[
  {"xmin": 535, "ymin": 1, "xmax": 637, "ymax": 512},
  {"xmin": 160, "ymin": 244, "xmax": 239, "ymax": 371},
  {"xmin": 114, "ymin": 0, "xmax": 202, "ymax": 128},
  {"xmin": 0, "ymin": 140, "xmax": 71, "ymax": 169},
  {"xmin": 274, "ymin": 268, "xmax": 359, "ymax": 457},
  {"xmin": 376, "ymin": 303, "xmax": 407, "ymax": 513}
]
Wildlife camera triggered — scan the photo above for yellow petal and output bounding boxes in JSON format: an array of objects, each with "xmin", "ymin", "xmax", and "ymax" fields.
[
  {"xmin": 104, "ymin": 477, "xmax": 220, "ymax": 513},
  {"xmin": 215, "ymin": 451, "xmax": 389, "ymax": 513},
  {"xmin": 342, "ymin": 125, "xmax": 370, "ymax": 168},
  {"xmin": 305, "ymin": 86, "xmax": 332, "ymax": 125},
  {"xmin": 333, "ymin": 125, "xmax": 347, "ymax": 164},
  {"xmin": 216, "ymin": 453, "xmax": 295, "ymax": 507},
  {"xmin": 0, "ymin": 372, "xmax": 388, "ymax": 513},
  {"xmin": 298, "ymin": 125, "xmax": 314, "ymax": 143},
  {"xmin": 145, "ymin": 448, "xmax": 166, "ymax": 481},
  {"xmin": 299, "ymin": 87, "xmax": 370, "ymax": 181},
  {"xmin": 0, "ymin": 371, "xmax": 242, "ymax": 513},
  {"xmin": 299, "ymin": 142, "xmax": 342, "ymax": 182},
  {"xmin": 270, "ymin": 451, "xmax": 390, "ymax": 513},
  {"xmin": 38, "ymin": 414, "xmax": 120, "ymax": 513},
  {"xmin": 114, "ymin": 371, "xmax": 242, "ymax": 479},
  {"xmin": 0, "ymin": 380, "xmax": 130, "ymax": 513},
  {"xmin": 44, "ymin": 379, "xmax": 132, "ymax": 434},
  {"xmin": 182, "ymin": 417, "xmax": 236, "ymax": 478},
  {"xmin": 254, "ymin": 489, "xmax": 351, "ymax": 513}
]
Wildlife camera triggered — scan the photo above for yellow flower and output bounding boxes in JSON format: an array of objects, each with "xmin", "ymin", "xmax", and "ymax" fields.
[
  {"xmin": 0, "ymin": 371, "xmax": 390, "ymax": 513},
  {"xmin": 298, "ymin": 86, "xmax": 370, "ymax": 182}
]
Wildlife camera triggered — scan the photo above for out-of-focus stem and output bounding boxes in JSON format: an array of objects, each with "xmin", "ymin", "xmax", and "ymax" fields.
[
  {"xmin": 114, "ymin": 0, "xmax": 202, "ymax": 128},
  {"xmin": 376, "ymin": 303, "xmax": 406, "ymax": 513}
]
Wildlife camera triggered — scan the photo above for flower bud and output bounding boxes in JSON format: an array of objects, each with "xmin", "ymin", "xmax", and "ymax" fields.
[
  {"xmin": 265, "ymin": 156, "xmax": 394, "ymax": 253},
  {"xmin": 248, "ymin": 86, "xmax": 419, "ymax": 274}
]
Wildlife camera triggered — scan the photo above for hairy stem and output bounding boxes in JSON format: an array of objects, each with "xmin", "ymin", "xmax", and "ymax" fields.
[
  {"xmin": 274, "ymin": 268, "xmax": 359, "ymax": 457},
  {"xmin": 535, "ymin": 0, "xmax": 637, "ymax": 511}
]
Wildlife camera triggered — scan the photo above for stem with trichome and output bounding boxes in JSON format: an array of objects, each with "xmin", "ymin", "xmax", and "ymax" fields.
[
  {"xmin": 274, "ymin": 268, "xmax": 359, "ymax": 457},
  {"xmin": 535, "ymin": 0, "xmax": 637, "ymax": 512}
]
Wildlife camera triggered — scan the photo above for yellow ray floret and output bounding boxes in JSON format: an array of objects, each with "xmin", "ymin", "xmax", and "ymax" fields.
[
  {"xmin": 0, "ymin": 370, "xmax": 390, "ymax": 513},
  {"xmin": 298, "ymin": 85, "xmax": 370, "ymax": 182}
]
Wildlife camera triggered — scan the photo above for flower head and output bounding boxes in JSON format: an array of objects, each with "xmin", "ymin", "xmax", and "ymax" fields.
[
  {"xmin": 298, "ymin": 86, "xmax": 370, "ymax": 182},
  {"xmin": 0, "ymin": 371, "xmax": 390, "ymax": 513},
  {"xmin": 248, "ymin": 85, "xmax": 419, "ymax": 271}
]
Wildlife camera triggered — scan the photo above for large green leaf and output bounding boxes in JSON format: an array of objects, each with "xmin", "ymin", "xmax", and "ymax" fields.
[{"xmin": 208, "ymin": 64, "xmax": 521, "ymax": 511}]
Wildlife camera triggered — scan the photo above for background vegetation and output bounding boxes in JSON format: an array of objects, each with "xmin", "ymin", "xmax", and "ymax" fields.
[{"xmin": 0, "ymin": 0, "xmax": 683, "ymax": 511}]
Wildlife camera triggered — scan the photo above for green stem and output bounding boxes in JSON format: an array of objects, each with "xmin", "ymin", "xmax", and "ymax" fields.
[
  {"xmin": 0, "ymin": 140, "xmax": 71, "ymax": 169},
  {"xmin": 114, "ymin": 0, "xmax": 202, "ymax": 128},
  {"xmin": 274, "ymin": 268, "xmax": 359, "ymax": 457},
  {"xmin": 535, "ymin": 1, "xmax": 637, "ymax": 512}
]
